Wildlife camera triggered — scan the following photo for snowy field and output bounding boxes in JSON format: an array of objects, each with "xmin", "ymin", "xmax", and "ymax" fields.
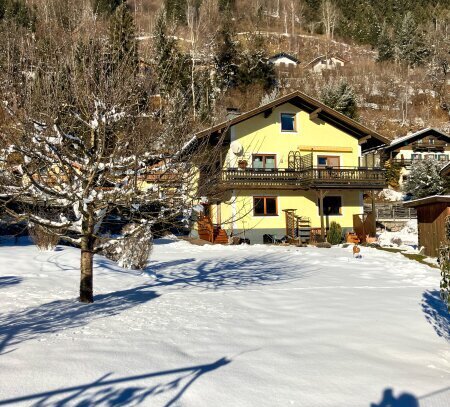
[{"xmin": 0, "ymin": 239, "xmax": 449, "ymax": 407}]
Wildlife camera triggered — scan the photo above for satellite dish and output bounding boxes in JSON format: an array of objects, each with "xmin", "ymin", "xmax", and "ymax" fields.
[{"xmin": 230, "ymin": 141, "xmax": 243, "ymax": 156}]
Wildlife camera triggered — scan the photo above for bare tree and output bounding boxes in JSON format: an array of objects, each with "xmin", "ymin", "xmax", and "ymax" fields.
[
  {"xmin": 0, "ymin": 14, "xmax": 199, "ymax": 303},
  {"xmin": 321, "ymin": 0, "xmax": 339, "ymax": 41}
]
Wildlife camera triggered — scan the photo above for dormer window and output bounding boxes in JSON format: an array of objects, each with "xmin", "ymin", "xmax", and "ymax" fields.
[{"xmin": 281, "ymin": 113, "xmax": 296, "ymax": 132}]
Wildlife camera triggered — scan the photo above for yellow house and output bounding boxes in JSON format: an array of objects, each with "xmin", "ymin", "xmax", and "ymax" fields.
[{"xmin": 193, "ymin": 91, "xmax": 389, "ymax": 244}]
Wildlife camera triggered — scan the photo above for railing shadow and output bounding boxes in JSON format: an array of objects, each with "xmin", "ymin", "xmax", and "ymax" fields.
[
  {"xmin": 370, "ymin": 388, "xmax": 419, "ymax": 406},
  {"xmin": 0, "ymin": 357, "xmax": 231, "ymax": 406},
  {"xmin": 421, "ymin": 290, "xmax": 450, "ymax": 342},
  {"xmin": 371, "ymin": 386, "xmax": 450, "ymax": 407},
  {"xmin": 0, "ymin": 276, "xmax": 22, "ymax": 289},
  {"xmin": 0, "ymin": 285, "xmax": 159, "ymax": 356},
  {"xmin": 147, "ymin": 254, "xmax": 316, "ymax": 291}
]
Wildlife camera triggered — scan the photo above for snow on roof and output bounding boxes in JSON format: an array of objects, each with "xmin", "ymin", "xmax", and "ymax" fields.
[
  {"xmin": 389, "ymin": 127, "xmax": 450, "ymax": 148},
  {"xmin": 269, "ymin": 52, "xmax": 300, "ymax": 63},
  {"xmin": 304, "ymin": 54, "xmax": 348, "ymax": 67},
  {"xmin": 403, "ymin": 194, "xmax": 450, "ymax": 207},
  {"xmin": 440, "ymin": 161, "xmax": 450, "ymax": 176}
]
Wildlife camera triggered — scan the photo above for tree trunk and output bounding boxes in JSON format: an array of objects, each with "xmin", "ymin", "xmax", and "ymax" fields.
[
  {"xmin": 80, "ymin": 231, "xmax": 95, "ymax": 303},
  {"xmin": 80, "ymin": 247, "xmax": 94, "ymax": 303}
]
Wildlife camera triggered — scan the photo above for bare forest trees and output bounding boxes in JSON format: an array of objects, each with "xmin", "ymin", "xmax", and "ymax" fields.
[
  {"xmin": 0, "ymin": 3, "xmax": 201, "ymax": 303},
  {"xmin": 321, "ymin": 0, "xmax": 339, "ymax": 41}
]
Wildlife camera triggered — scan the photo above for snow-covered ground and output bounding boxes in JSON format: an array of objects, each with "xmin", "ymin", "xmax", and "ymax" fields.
[
  {"xmin": 378, "ymin": 219, "xmax": 419, "ymax": 249},
  {"xmin": 0, "ymin": 239, "xmax": 449, "ymax": 406}
]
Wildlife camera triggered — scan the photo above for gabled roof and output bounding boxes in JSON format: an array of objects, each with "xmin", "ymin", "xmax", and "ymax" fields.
[
  {"xmin": 269, "ymin": 52, "xmax": 300, "ymax": 64},
  {"xmin": 196, "ymin": 91, "xmax": 389, "ymax": 148},
  {"xmin": 385, "ymin": 127, "xmax": 450, "ymax": 153},
  {"xmin": 304, "ymin": 55, "xmax": 348, "ymax": 68}
]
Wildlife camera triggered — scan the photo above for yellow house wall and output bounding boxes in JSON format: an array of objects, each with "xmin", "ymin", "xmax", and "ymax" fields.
[
  {"xmin": 218, "ymin": 190, "xmax": 362, "ymax": 242},
  {"xmin": 211, "ymin": 103, "xmax": 365, "ymax": 242},
  {"xmin": 226, "ymin": 102, "xmax": 360, "ymax": 169}
]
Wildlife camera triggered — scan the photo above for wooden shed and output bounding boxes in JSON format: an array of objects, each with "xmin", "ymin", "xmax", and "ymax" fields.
[{"xmin": 404, "ymin": 195, "xmax": 450, "ymax": 257}]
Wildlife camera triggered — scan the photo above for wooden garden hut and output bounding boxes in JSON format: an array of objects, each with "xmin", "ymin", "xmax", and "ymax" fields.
[{"xmin": 404, "ymin": 195, "xmax": 450, "ymax": 257}]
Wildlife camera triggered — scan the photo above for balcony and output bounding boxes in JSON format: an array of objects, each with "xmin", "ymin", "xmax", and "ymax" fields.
[
  {"xmin": 220, "ymin": 166, "xmax": 386, "ymax": 190},
  {"xmin": 412, "ymin": 140, "xmax": 447, "ymax": 152},
  {"xmin": 390, "ymin": 157, "xmax": 449, "ymax": 168}
]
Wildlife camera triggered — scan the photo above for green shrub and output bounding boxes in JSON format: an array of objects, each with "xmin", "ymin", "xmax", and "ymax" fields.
[{"xmin": 327, "ymin": 221, "xmax": 343, "ymax": 245}]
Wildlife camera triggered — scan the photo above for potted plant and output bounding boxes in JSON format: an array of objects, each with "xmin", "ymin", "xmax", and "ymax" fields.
[{"xmin": 238, "ymin": 159, "xmax": 248, "ymax": 170}]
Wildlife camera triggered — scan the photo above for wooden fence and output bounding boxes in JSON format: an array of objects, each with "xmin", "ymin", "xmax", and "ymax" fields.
[{"xmin": 364, "ymin": 203, "xmax": 417, "ymax": 221}]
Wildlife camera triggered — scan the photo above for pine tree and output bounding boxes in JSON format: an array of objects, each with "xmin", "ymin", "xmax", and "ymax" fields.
[
  {"xmin": 109, "ymin": 3, "xmax": 138, "ymax": 70},
  {"xmin": 218, "ymin": 0, "xmax": 235, "ymax": 12},
  {"xmin": 320, "ymin": 80, "xmax": 358, "ymax": 119},
  {"xmin": 0, "ymin": 0, "xmax": 36, "ymax": 29},
  {"xmin": 92, "ymin": 0, "xmax": 123, "ymax": 14},
  {"xmin": 165, "ymin": 0, "xmax": 187, "ymax": 25},
  {"xmin": 377, "ymin": 23, "xmax": 394, "ymax": 62},
  {"xmin": 405, "ymin": 158, "xmax": 445, "ymax": 199},
  {"xmin": 238, "ymin": 35, "xmax": 276, "ymax": 91},
  {"xmin": 214, "ymin": 14, "xmax": 240, "ymax": 90},
  {"xmin": 153, "ymin": 11, "xmax": 189, "ymax": 96},
  {"xmin": 395, "ymin": 12, "xmax": 429, "ymax": 67}
]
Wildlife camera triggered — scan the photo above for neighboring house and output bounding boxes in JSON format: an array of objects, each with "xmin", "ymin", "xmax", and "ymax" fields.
[
  {"xmin": 268, "ymin": 53, "xmax": 300, "ymax": 68},
  {"xmin": 404, "ymin": 195, "xmax": 450, "ymax": 257},
  {"xmin": 384, "ymin": 128, "xmax": 450, "ymax": 188},
  {"xmin": 304, "ymin": 55, "xmax": 347, "ymax": 73},
  {"xmin": 192, "ymin": 91, "xmax": 389, "ymax": 244}
]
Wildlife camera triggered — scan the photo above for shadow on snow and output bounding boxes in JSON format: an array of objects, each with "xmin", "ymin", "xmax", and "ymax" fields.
[
  {"xmin": 146, "ymin": 254, "xmax": 316, "ymax": 291},
  {"xmin": 0, "ymin": 285, "xmax": 159, "ymax": 356},
  {"xmin": 421, "ymin": 290, "xmax": 450, "ymax": 342},
  {"xmin": 0, "ymin": 276, "xmax": 22, "ymax": 289},
  {"xmin": 0, "ymin": 357, "xmax": 231, "ymax": 407},
  {"xmin": 371, "ymin": 386, "xmax": 450, "ymax": 407}
]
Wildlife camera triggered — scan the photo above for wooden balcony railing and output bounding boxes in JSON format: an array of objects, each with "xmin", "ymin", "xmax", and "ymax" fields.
[
  {"xmin": 412, "ymin": 140, "xmax": 447, "ymax": 151},
  {"xmin": 389, "ymin": 158, "xmax": 449, "ymax": 167},
  {"xmin": 220, "ymin": 166, "xmax": 386, "ymax": 190},
  {"xmin": 222, "ymin": 168, "xmax": 306, "ymax": 189},
  {"xmin": 302, "ymin": 167, "xmax": 386, "ymax": 188}
]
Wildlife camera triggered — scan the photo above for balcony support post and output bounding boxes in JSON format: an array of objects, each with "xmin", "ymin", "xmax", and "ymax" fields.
[
  {"xmin": 371, "ymin": 190, "xmax": 376, "ymax": 235},
  {"xmin": 316, "ymin": 189, "xmax": 327, "ymax": 240}
]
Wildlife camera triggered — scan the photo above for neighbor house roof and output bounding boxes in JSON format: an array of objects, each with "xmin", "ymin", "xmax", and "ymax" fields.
[
  {"xmin": 384, "ymin": 128, "xmax": 450, "ymax": 153},
  {"xmin": 269, "ymin": 52, "xmax": 300, "ymax": 64},
  {"xmin": 304, "ymin": 55, "xmax": 348, "ymax": 68},
  {"xmin": 195, "ymin": 90, "xmax": 389, "ymax": 148},
  {"xmin": 403, "ymin": 195, "xmax": 450, "ymax": 208},
  {"xmin": 441, "ymin": 161, "xmax": 450, "ymax": 177}
]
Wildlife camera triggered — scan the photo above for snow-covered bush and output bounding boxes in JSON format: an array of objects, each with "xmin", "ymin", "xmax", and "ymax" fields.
[
  {"xmin": 327, "ymin": 221, "xmax": 343, "ymax": 245},
  {"xmin": 101, "ymin": 224, "xmax": 153, "ymax": 270},
  {"xmin": 405, "ymin": 158, "xmax": 445, "ymax": 199},
  {"xmin": 378, "ymin": 188, "xmax": 404, "ymax": 202},
  {"xmin": 28, "ymin": 223, "xmax": 59, "ymax": 251}
]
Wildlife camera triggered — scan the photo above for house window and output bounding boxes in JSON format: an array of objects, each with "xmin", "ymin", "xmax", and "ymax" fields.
[
  {"xmin": 317, "ymin": 156, "xmax": 340, "ymax": 167},
  {"xmin": 439, "ymin": 154, "xmax": 449, "ymax": 161},
  {"xmin": 281, "ymin": 113, "xmax": 296, "ymax": 132},
  {"xmin": 252, "ymin": 154, "xmax": 276, "ymax": 169},
  {"xmin": 318, "ymin": 196, "xmax": 342, "ymax": 216},
  {"xmin": 411, "ymin": 154, "xmax": 421, "ymax": 160},
  {"xmin": 424, "ymin": 154, "xmax": 435, "ymax": 160},
  {"xmin": 254, "ymin": 197, "xmax": 278, "ymax": 216}
]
